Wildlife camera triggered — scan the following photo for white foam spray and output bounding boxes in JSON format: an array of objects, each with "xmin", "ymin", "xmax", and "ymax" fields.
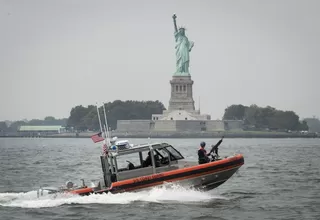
[{"xmin": 0, "ymin": 184, "xmax": 227, "ymax": 209}]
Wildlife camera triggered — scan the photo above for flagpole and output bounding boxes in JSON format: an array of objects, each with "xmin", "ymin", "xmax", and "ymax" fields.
[
  {"xmin": 96, "ymin": 103, "xmax": 103, "ymax": 133},
  {"xmin": 102, "ymin": 102, "xmax": 110, "ymax": 145}
]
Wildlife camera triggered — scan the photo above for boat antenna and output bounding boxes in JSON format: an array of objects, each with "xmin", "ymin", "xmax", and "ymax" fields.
[
  {"xmin": 96, "ymin": 102, "xmax": 103, "ymax": 134},
  {"xmin": 102, "ymin": 102, "xmax": 111, "ymax": 146},
  {"xmin": 96, "ymin": 102, "xmax": 108, "ymax": 156}
]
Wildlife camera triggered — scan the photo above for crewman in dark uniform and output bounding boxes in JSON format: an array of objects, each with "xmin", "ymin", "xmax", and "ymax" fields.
[
  {"xmin": 143, "ymin": 151, "xmax": 152, "ymax": 167},
  {"xmin": 143, "ymin": 151, "xmax": 160, "ymax": 167},
  {"xmin": 198, "ymin": 137, "xmax": 224, "ymax": 164},
  {"xmin": 198, "ymin": 142, "xmax": 210, "ymax": 164}
]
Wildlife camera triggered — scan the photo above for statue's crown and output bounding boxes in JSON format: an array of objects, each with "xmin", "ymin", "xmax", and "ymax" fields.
[{"xmin": 179, "ymin": 26, "xmax": 186, "ymax": 30}]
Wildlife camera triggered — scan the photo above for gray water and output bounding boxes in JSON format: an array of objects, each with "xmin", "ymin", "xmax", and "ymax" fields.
[{"xmin": 0, "ymin": 138, "xmax": 319, "ymax": 220}]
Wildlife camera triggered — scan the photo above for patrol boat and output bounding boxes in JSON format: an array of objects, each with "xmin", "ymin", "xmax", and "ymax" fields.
[{"xmin": 38, "ymin": 139, "xmax": 244, "ymax": 197}]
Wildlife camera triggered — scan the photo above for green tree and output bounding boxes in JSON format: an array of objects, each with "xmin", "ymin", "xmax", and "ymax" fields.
[
  {"xmin": 296, "ymin": 120, "xmax": 309, "ymax": 131},
  {"xmin": 67, "ymin": 105, "xmax": 93, "ymax": 130},
  {"xmin": 67, "ymin": 100, "xmax": 166, "ymax": 131},
  {"xmin": 244, "ymin": 104, "xmax": 258, "ymax": 126},
  {"xmin": 8, "ymin": 121, "xmax": 27, "ymax": 132},
  {"xmin": 225, "ymin": 104, "xmax": 307, "ymax": 131},
  {"xmin": 44, "ymin": 116, "xmax": 56, "ymax": 121},
  {"xmin": 0, "ymin": 121, "xmax": 7, "ymax": 132},
  {"xmin": 223, "ymin": 104, "xmax": 247, "ymax": 120},
  {"xmin": 28, "ymin": 119, "xmax": 44, "ymax": 125}
]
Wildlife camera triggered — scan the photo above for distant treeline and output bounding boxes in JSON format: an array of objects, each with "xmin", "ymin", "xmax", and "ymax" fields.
[
  {"xmin": 0, "ymin": 116, "xmax": 68, "ymax": 132},
  {"xmin": 1, "ymin": 101, "xmax": 315, "ymax": 133},
  {"xmin": 67, "ymin": 100, "xmax": 166, "ymax": 131},
  {"xmin": 223, "ymin": 104, "xmax": 308, "ymax": 131},
  {"xmin": 0, "ymin": 101, "xmax": 165, "ymax": 132}
]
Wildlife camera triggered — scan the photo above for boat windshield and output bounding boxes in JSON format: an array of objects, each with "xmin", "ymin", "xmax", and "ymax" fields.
[
  {"xmin": 156, "ymin": 148, "xmax": 169, "ymax": 158},
  {"xmin": 165, "ymin": 146, "xmax": 184, "ymax": 160}
]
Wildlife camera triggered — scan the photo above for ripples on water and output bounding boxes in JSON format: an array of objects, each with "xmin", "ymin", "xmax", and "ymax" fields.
[{"xmin": 0, "ymin": 138, "xmax": 319, "ymax": 220}]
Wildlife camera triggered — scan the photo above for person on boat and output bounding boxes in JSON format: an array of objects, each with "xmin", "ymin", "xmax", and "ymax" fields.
[
  {"xmin": 143, "ymin": 151, "xmax": 152, "ymax": 167},
  {"xmin": 198, "ymin": 142, "xmax": 211, "ymax": 164},
  {"xmin": 143, "ymin": 151, "xmax": 160, "ymax": 167},
  {"xmin": 198, "ymin": 137, "xmax": 224, "ymax": 164}
]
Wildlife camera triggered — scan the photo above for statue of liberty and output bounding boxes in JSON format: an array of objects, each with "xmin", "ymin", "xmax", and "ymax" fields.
[{"xmin": 172, "ymin": 14, "xmax": 194, "ymax": 76}]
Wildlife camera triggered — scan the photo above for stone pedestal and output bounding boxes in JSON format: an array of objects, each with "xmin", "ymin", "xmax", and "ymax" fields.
[{"xmin": 168, "ymin": 75, "xmax": 195, "ymax": 111}]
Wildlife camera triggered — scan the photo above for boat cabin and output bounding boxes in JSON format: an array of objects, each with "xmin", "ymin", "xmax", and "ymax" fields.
[{"xmin": 100, "ymin": 142, "xmax": 184, "ymax": 187}]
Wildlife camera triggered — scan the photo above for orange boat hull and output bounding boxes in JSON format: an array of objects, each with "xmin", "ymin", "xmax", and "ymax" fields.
[{"xmin": 71, "ymin": 154, "xmax": 244, "ymax": 196}]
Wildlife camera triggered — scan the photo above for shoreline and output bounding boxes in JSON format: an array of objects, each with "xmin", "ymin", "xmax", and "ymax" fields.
[{"xmin": 0, "ymin": 131, "xmax": 318, "ymax": 139}]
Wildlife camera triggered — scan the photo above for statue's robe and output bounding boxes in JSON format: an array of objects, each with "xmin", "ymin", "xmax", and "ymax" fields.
[{"xmin": 174, "ymin": 31, "xmax": 194, "ymax": 74}]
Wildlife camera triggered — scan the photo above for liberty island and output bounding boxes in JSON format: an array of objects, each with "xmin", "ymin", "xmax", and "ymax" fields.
[{"xmin": 115, "ymin": 14, "xmax": 243, "ymax": 134}]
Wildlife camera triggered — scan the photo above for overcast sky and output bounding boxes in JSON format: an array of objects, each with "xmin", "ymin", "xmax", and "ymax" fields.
[{"xmin": 0, "ymin": 0, "xmax": 319, "ymax": 121}]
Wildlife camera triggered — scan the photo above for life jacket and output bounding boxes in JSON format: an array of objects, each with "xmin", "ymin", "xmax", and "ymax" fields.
[
  {"xmin": 198, "ymin": 147, "xmax": 207, "ymax": 154},
  {"xmin": 198, "ymin": 147, "xmax": 209, "ymax": 164}
]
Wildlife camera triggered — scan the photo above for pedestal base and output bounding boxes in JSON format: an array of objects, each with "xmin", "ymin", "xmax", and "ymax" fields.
[{"xmin": 168, "ymin": 75, "xmax": 195, "ymax": 111}]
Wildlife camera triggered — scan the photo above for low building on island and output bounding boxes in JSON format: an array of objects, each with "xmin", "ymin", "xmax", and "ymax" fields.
[{"xmin": 18, "ymin": 125, "xmax": 66, "ymax": 136}]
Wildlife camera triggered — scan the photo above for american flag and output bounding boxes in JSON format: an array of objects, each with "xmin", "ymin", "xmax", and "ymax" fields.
[{"xmin": 91, "ymin": 132, "xmax": 104, "ymax": 143}]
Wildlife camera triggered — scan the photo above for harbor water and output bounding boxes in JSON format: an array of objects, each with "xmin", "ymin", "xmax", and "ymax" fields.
[{"xmin": 0, "ymin": 138, "xmax": 319, "ymax": 220}]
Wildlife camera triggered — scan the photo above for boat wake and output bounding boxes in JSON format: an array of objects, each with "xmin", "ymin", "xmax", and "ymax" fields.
[{"xmin": 0, "ymin": 184, "xmax": 228, "ymax": 208}]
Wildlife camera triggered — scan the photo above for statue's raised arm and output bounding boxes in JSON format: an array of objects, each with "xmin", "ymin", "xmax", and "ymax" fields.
[{"xmin": 172, "ymin": 14, "xmax": 178, "ymax": 33}]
